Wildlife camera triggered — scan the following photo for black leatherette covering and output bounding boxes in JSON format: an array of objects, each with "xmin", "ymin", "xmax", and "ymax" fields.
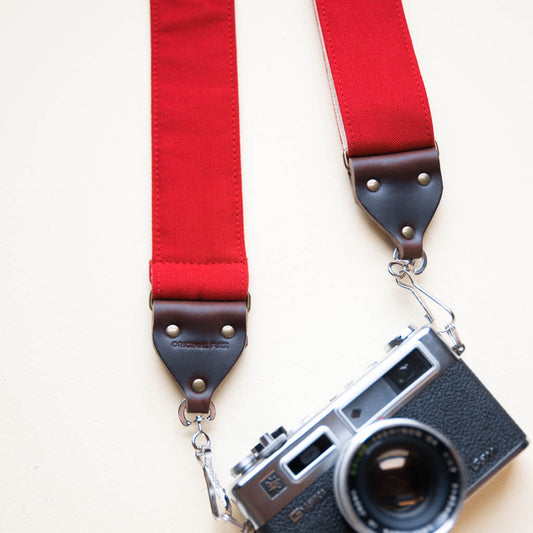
[
  {"xmin": 256, "ymin": 468, "xmax": 351, "ymax": 533},
  {"xmin": 397, "ymin": 359, "xmax": 527, "ymax": 491},
  {"xmin": 257, "ymin": 360, "xmax": 527, "ymax": 532}
]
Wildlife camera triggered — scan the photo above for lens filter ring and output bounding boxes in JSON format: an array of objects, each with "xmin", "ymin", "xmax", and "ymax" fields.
[{"xmin": 334, "ymin": 419, "xmax": 465, "ymax": 533}]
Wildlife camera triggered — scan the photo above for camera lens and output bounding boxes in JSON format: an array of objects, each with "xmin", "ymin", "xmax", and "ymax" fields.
[{"xmin": 334, "ymin": 419, "xmax": 465, "ymax": 533}]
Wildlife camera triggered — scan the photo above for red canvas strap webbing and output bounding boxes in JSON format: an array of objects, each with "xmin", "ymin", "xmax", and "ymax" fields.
[
  {"xmin": 150, "ymin": 0, "xmax": 248, "ymax": 302},
  {"xmin": 314, "ymin": 0, "xmax": 442, "ymax": 258},
  {"xmin": 314, "ymin": 0, "xmax": 434, "ymax": 157},
  {"xmin": 150, "ymin": 0, "xmax": 248, "ymax": 413}
]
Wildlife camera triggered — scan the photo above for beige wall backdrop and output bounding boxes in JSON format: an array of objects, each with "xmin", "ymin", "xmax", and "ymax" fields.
[{"xmin": 1, "ymin": 1, "xmax": 532, "ymax": 532}]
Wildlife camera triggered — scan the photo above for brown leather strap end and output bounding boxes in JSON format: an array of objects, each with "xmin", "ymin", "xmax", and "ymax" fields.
[
  {"xmin": 348, "ymin": 147, "xmax": 443, "ymax": 259},
  {"xmin": 152, "ymin": 300, "xmax": 248, "ymax": 413}
]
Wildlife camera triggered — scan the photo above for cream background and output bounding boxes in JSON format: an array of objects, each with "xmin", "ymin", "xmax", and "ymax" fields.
[{"xmin": 1, "ymin": 1, "xmax": 532, "ymax": 532}]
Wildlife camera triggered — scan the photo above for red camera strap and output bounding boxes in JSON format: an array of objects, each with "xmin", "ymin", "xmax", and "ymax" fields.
[
  {"xmin": 150, "ymin": 0, "xmax": 248, "ymax": 413},
  {"xmin": 150, "ymin": 0, "xmax": 443, "ymax": 413},
  {"xmin": 315, "ymin": 0, "xmax": 443, "ymax": 259}
]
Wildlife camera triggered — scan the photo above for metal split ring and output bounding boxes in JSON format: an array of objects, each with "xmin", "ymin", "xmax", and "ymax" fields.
[
  {"xmin": 392, "ymin": 248, "xmax": 427, "ymax": 275},
  {"xmin": 178, "ymin": 399, "xmax": 216, "ymax": 427}
]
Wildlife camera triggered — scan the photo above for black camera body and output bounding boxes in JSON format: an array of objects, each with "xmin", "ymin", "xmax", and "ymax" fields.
[{"xmin": 229, "ymin": 326, "xmax": 527, "ymax": 532}]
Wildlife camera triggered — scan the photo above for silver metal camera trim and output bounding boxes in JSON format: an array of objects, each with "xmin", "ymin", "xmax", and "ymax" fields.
[
  {"xmin": 333, "ymin": 418, "xmax": 466, "ymax": 533},
  {"xmin": 335, "ymin": 340, "xmax": 439, "ymax": 433},
  {"xmin": 230, "ymin": 326, "xmax": 458, "ymax": 528}
]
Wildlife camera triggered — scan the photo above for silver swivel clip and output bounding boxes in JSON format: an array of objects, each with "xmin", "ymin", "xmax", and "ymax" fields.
[
  {"xmin": 388, "ymin": 249, "xmax": 465, "ymax": 356},
  {"xmin": 179, "ymin": 401, "xmax": 254, "ymax": 532}
]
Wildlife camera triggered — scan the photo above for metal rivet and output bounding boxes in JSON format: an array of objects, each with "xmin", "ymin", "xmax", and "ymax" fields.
[
  {"xmin": 366, "ymin": 179, "xmax": 380, "ymax": 192},
  {"xmin": 192, "ymin": 378, "xmax": 206, "ymax": 393},
  {"xmin": 401, "ymin": 226, "xmax": 415, "ymax": 239},
  {"xmin": 418, "ymin": 172, "xmax": 431, "ymax": 186},
  {"xmin": 165, "ymin": 324, "xmax": 180, "ymax": 338},
  {"xmin": 221, "ymin": 325, "xmax": 235, "ymax": 339}
]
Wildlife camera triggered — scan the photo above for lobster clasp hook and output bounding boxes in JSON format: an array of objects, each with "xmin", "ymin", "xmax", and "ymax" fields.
[
  {"xmin": 388, "ymin": 252, "xmax": 465, "ymax": 356},
  {"xmin": 393, "ymin": 269, "xmax": 437, "ymax": 324}
]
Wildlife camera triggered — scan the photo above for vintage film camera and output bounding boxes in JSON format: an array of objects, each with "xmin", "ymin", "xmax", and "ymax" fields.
[{"xmin": 229, "ymin": 326, "xmax": 527, "ymax": 532}]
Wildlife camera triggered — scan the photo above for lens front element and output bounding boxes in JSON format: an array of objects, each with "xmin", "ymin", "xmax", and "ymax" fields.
[
  {"xmin": 367, "ymin": 444, "xmax": 431, "ymax": 513},
  {"xmin": 334, "ymin": 419, "xmax": 465, "ymax": 533}
]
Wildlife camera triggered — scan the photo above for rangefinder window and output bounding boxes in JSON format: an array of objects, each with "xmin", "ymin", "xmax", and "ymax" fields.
[
  {"xmin": 384, "ymin": 348, "xmax": 431, "ymax": 394},
  {"xmin": 341, "ymin": 349, "xmax": 433, "ymax": 430}
]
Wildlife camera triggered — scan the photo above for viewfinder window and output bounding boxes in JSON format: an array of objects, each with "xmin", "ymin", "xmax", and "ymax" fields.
[{"xmin": 287, "ymin": 434, "xmax": 334, "ymax": 476}]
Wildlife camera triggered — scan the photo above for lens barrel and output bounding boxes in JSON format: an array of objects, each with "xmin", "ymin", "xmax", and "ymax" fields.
[{"xmin": 334, "ymin": 419, "xmax": 465, "ymax": 533}]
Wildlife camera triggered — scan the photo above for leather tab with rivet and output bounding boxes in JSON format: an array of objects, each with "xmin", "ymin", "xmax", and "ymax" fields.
[
  {"xmin": 152, "ymin": 300, "xmax": 248, "ymax": 413},
  {"xmin": 348, "ymin": 147, "xmax": 443, "ymax": 259}
]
